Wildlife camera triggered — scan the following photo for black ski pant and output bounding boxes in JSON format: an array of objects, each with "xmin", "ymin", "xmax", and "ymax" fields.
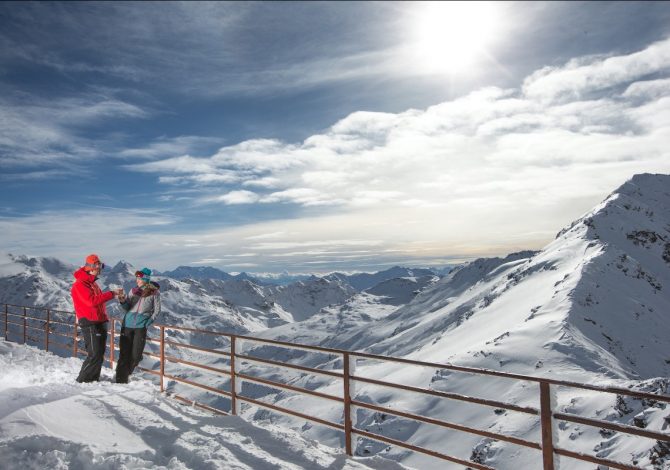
[
  {"xmin": 115, "ymin": 326, "xmax": 147, "ymax": 383},
  {"xmin": 76, "ymin": 322, "xmax": 108, "ymax": 383}
]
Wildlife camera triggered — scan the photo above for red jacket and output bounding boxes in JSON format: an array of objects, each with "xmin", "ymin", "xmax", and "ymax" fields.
[{"xmin": 71, "ymin": 268, "xmax": 114, "ymax": 323}]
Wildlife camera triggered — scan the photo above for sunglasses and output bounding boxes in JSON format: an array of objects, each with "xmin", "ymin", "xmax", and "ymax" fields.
[
  {"xmin": 86, "ymin": 262, "xmax": 105, "ymax": 270},
  {"xmin": 135, "ymin": 271, "xmax": 149, "ymax": 278}
]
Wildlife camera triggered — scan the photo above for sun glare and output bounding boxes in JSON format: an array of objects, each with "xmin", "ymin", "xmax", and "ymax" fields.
[{"xmin": 411, "ymin": 1, "xmax": 499, "ymax": 73}]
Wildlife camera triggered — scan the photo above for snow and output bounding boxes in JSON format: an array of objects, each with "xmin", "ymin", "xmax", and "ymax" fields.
[{"xmin": 0, "ymin": 340, "xmax": 408, "ymax": 470}]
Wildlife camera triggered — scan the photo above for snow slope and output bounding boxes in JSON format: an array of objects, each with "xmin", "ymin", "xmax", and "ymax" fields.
[
  {"xmin": 0, "ymin": 340, "xmax": 407, "ymax": 470},
  {"xmin": 241, "ymin": 174, "xmax": 670, "ymax": 469},
  {"xmin": 265, "ymin": 277, "xmax": 357, "ymax": 322},
  {"xmin": 257, "ymin": 174, "xmax": 670, "ymax": 381},
  {"xmin": 328, "ymin": 267, "xmax": 437, "ymax": 292}
]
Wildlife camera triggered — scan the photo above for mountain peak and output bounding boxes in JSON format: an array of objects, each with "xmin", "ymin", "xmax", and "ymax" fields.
[{"xmin": 556, "ymin": 173, "xmax": 670, "ymax": 241}]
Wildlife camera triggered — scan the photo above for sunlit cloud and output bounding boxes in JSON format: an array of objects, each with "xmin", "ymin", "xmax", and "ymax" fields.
[
  {"xmin": 523, "ymin": 37, "xmax": 670, "ymax": 102},
  {"xmin": 102, "ymin": 37, "xmax": 670, "ymax": 270},
  {"xmin": 135, "ymin": 38, "xmax": 670, "ymax": 204},
  {"xmin": 260, "ymin": 188, "xmax": 344, "ymax": 206},
  {"xmin": 216, "ymin": 190, "xmax": 260, "ymax": 205},
  {"xmin": 249, "ymin": 240, "xmax": 384, "ymax": 251}
]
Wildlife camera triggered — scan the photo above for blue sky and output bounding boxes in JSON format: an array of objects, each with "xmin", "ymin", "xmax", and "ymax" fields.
[{"xmin": 1, "ymin": 1, "xmax": 670, "ymax": 273}]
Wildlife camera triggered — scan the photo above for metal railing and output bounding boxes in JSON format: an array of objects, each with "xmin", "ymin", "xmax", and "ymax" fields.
[{"xmin": 2, "ymin": 302, "xmax": 669, "ymax": 470}]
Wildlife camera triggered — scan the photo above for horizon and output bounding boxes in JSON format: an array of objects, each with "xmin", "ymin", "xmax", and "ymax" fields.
[
  {"xmin": 1, "ymin": 2, "xmax": 670, "ymax": 272},
  {"xmin": 3, "ymin": 250, "xmax": 457, "ymax": 278}
]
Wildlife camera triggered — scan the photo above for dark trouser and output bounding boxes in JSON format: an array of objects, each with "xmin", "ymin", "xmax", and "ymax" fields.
[
  {"xmin": 76, "ymin": 322, "xmax": 108, "ymax": 383},
  {"xmin": 115, "ymin": 326, "xmax": 147, "ymax": 383}
]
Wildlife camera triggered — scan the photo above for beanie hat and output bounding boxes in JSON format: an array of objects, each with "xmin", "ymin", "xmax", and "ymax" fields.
[
  {"xmin": 84, "ymin": 253, "xmax": 104, "ymax": 272},
  {"xmin": 135, "ymin": 267, "xmax": 152, "ymax": 282}
]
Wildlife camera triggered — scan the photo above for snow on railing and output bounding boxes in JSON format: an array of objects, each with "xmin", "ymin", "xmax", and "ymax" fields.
[{"xmin": 2, "ymin": 302, "xmax": 669, "ymax": 470}]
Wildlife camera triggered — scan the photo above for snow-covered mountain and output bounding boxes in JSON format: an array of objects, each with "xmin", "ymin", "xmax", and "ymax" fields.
[
  {"xmin": 159, "ymin": 266, "xmax": 314, "ymax": 286},
  {"xmin": 241, "ymin": 173, "xmax": 670, "ymax": 469},
  {"xmin": 387, "ymin": 173, "xmax": 670, "ymax": 380},
  {"xmin": 257, "ymin": 174, "xmax": 670, "ymax": 381},
  {"xmin": 265, "ymin": 277, "xmax": 358, "ymax": 322},
  {"xmin": 160, "ymin": 264, "xmax": 444, "ymax": 291},
  {"xmin": 159, "ymin": 265, "xmax": 235, "ymax": 281},
  {"xmin": 0, "ymin": 254, "xmax": 423, "ymax": 332},
  {"xmin": 250, "ymin": 271, "xmax": 314, "ymax": 286},
  {"xmin": 328, "ymin": 266, "xmax": 438, "ymax": 291},
  {"xmin": 363, "ymin": 274, "xmax": 440, "ymax": 306},
  {"xmin": 0, "ymin": 253, "xmax": 74, "ymax": 311}
]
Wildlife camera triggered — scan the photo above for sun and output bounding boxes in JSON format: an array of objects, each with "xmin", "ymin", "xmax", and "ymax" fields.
[{"xmin": 410, "ymin": 1, "xmax": 500, "ymax": 73}]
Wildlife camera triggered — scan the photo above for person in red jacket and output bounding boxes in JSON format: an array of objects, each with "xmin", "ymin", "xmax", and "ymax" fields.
[{"xmin": 71, "ymin": 253, "xmax": 120, "ymax": 383}]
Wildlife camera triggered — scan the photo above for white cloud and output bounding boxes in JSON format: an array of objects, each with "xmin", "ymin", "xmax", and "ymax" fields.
[
  {"xmin": 522, "ymin": 37, "xmax": 670, "ymax": 102},
  {"xmin": 136, "ymin": 38, "xmax": 670, "ymax": 213},
  {"xmin": 159, "ymin": 172, "xmax": 242, "ymax": 185},
  {"xmin": 128, "ymin": 155, "xmax": 217, "ymax": 174},
  {"xmin": 0, "ymin": 92, "xmax": 149, "ymax": 169},
  {"xmin": 242, "ymin": 176, "xmax": 281, "ymax": 188},
  {"xmin": 217, "ymin": 190, "xmax": 260, "ymax": 205},
  {"xmin": 622, "ymin": 77, "xmax": 670, "ymax": 100},
  {"xmin": 260, "ymin": 188, "xmax": 344, "ymax": 206},
  {"xmin": 0, "ymin": 208, "xmax": 179, "ymax": 265}
]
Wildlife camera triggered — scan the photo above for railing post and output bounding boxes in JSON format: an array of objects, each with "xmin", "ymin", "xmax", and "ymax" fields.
[
  {"xmin": 23, "ymin": 307, "xmax": 27, "ymax": 344},
  {"xmin": 4, "ymin": 304, "xmax": 8, "ymax": 340},
  {"xmin": 540, "ymin": 381, "xmax": 555, "ymax": 470},
  {"xmin": 230, "ymin": 336, "xmax": 237, "ymax": 415},
  {"xmin": 45, "ymin": 309, "xmax": 50, "ymax": 352},
  {"xmin": 109, "ymin": 319, "xmax": 115, "ymax": 370},
  {"xmin": 73, "ymin": 317, "xmax": 78, "ymax": 357},
  {"xmin": 343, "ymin": 352, "xmax": 353, "ymax": 456},
  {"xmin": 160, "ymin": 326, "xmax": 165, "ymax": 393}
]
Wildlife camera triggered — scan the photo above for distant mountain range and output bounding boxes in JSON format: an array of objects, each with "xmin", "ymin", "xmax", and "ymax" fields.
[
  {"xmin": 158, "ymin": 264, "xmax": 452, "ymax": 287},
  {"xmin": 0, "ymin": 253, "xmax": 449, "ymax": 333}
]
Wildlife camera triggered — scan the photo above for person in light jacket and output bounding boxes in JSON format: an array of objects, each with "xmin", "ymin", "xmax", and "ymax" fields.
[{"xmin": 115, "ymin": 267, "xmax": 161, "ymax": 383}]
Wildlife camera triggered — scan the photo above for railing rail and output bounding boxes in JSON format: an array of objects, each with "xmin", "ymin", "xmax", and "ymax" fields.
[{"xmin": 1, "ymin": 302, "xmax": 668, "ymax": 470}]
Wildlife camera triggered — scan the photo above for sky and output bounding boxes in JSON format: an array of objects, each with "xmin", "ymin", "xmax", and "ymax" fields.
[{"xmin": 1, "ymin": 1, "xmax": 670, "ymax": 273}]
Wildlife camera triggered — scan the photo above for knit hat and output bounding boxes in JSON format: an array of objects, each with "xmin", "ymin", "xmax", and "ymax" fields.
[
  {"xmin": 84, "ymin": 253, "xmax": 104, "ymax": 272},
  {"xmin": 135, "ymin": 267, "xmax": 152, "ymax": 282}
]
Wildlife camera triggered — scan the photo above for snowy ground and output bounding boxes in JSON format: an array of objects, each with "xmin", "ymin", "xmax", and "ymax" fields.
[{"xmin": 0, "ymin": 340, "xmax": 408, "ymax": 470}]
